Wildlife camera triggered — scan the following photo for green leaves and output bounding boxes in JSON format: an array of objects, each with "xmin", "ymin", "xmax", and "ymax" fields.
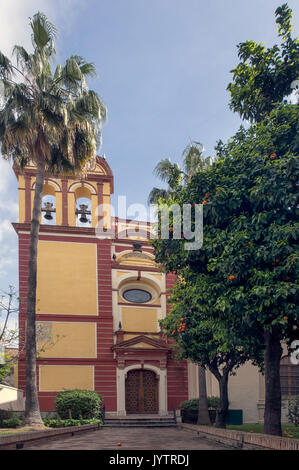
[
  {"xmin": 154, "ymin": 101, "xmax": 298, "ymax": 382},
  {"xmin": 30, "ymin": 12, "xmax": 57, "ymax": 50},
  {"xmin": 227, "ymin": 4, "xmax": 299, "ymax": 122},
  {"xmin": 0, "ymin": 52, "xmax": 13, "ymax": 79}
]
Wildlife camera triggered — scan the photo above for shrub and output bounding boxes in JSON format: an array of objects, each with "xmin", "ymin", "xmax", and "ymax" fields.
[
  {"xmin": 1, "ymin": 414, "xmax": 22, "ymax": 428},
  {"xmin": 180, "ymin": 398, "xmax": 199, "ymax": 411},
  {"xmin": 55, "ymin": 389, "xmax": 103, "ymax": 420},
  {"xmin": 208, "ymin": 396, "xmax": 221, "ymax": 410},
  {"xmin": 287, "ymin": 396, "xmax": 299, "ymax": 426},
  {"xmin": 43, "ymin": 418, "xmax": 102, "ymax": 428},
  {"xmin": 180, "ymin": 396, "xmax": 221, "ymax": 411}
]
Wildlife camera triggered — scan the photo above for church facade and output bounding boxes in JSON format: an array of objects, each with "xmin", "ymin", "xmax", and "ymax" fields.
[{"xmin": 13, "ymin": 156, "xmax": 189, "ymax": 415}]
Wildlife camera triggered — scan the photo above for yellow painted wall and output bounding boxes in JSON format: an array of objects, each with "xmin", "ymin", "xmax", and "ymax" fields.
[
  {"xmin": 103, "ymin": 183, "xmax": 110, "ymax": 194},
  {"xmin": 122, "ymin": 307, "xmax": 158, "ymax": 332},
  {"xmin": 91, "ymin": 194, "xmax": 98, "ymax": 228},
  {"xmin": 116, "ymin": 271, "xmax": 131, "ymax": 278},
  {"xmin": 117, "ymin": 254, "xmax": 156, "ymax": 268},
  {"xmin": 37, "ymin": 322, "xmax": 96, "ymax": 358},
  {"xmin": 55, "ymin": 192, "xmax": 62, "ymax": 225},
  {"xmin": 36, "ymin": 241, "xmax": 98, "ymax": 316},
  {"xmin": 149, "ymin": 273, "xmax": 162, "ymax": 281},
  {"xmin": 18, "ymin": 176, "xmax": 26, "ymax": 223},
  {"xmin": 19, "ymin": 189, "xmax": 25, "ymax": 223},
  {"xmin": 103, "ymin": 195, "xmax": 111, "ymax": 228},
  {"xmin": 124, "ymin": 334, "xmax": 158, "ymax": 342},
  {"xmin": 130, "ymin": 342, "xmax": 156, "ymax": 349},
  {"xmin": 39, "ymin": 365, "xmax": 94, "ymax": 391}
]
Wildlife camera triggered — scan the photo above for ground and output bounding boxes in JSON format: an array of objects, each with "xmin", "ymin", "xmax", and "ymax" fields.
[{"xmin": 21, "ymin": 427, "xmax": 231, "ymax": 450}]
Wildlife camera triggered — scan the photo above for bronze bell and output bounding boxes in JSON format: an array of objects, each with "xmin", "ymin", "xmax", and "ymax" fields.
[
  {"xmin": 79, "ymin": 212, "xmax": 88, "ymax": 223},
  {"xmin": 42, "ymin": 202, "xmax": 55, "ymax": 220},
  {"xmin": 76, "ymin": 204, "xmax": 91, "ymax": 224}
]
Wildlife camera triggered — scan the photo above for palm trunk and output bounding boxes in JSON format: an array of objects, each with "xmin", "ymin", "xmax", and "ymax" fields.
[
  {"xmin": 23, "ymin": 158, "xmax": 45, "ymax": 428},
  {"xmin": 215, "ymin": 373, "xmax": 229, "ymax": 429},
  {"xmin": 197, "ymin": 366, "xmax": 211, "ymax": 425},
  {"xmin": 263, "ymin": 329, "xmax": 282, "ymax": 436}
]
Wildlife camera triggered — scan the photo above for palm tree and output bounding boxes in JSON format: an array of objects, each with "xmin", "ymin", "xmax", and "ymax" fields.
[
  {"xmin": 148, "ymin": 141, "xmax": 211, "ymax": 204},
  {"xmin": 0, "ymin": 12, "xmax": 107, "ymax": 427}
]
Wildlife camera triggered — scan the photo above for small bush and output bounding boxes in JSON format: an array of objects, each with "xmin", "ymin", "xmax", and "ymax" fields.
[
  {"xmin": 287, "ymin": 396, "xmax": 299, "ymax": 426},
  {"xmin": 43, "ymin": 418, "xmax": 102, "ymax": 428},
  {"xmin": 55, "ymin": 389, "xmax": 103, "ymax": 420},
  {"xmin": 1, "ymin": 414, "xmax": 22, "ymax": 428},
  {"xmin": 208, "ymin": 396, "xmax": 221, "ymax": 410},
  {"xmin": 180, "ymin": 396, "xmax": 221, "ymax": 411}
]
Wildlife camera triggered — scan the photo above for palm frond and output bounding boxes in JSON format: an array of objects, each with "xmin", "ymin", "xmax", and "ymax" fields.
[
  {"xmin": 148, "ymin": 187, "xmax": 170, "ymax": 205},
  {"xmin": 13, "ymin": 45, "xmax": 32, "ymax": 70},
  {"xmin": 0, "ymin": 51, "xmax": 14, "ymax": 79},
  {"xmin": 182, "ymin": 141, "xmax": 211, "ymax": 178},
  {"xmin": 70, "ymin": 56, "xmax": 97, "ymax": 77},
  {"xmin": 30, "ymin": 12, "xmax": 57, "ymax": 50},
  {"xmin": 153, "ymin": 158, "xmax": 182, "ymax": 190}
]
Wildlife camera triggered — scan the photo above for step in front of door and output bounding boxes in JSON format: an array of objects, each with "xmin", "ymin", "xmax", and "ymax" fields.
[{"xmin": 104, "ymin": 418, "xmax": 177, "ymax": 427}]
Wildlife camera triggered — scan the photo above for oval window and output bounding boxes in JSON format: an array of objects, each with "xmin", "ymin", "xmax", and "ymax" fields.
[{"xmin": 123, "ymin": 289, "xmax": 152, "ymax": 303}]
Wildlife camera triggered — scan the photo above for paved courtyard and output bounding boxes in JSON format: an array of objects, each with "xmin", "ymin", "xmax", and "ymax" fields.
[{"xmin": 23, "ymin": 427, "xmax": 231, "ymax": 450}]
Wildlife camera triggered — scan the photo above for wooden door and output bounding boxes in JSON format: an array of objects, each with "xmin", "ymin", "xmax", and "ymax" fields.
[{"xmin": 125, "ymin": 370, "xmax": 158, "ymax": 414}]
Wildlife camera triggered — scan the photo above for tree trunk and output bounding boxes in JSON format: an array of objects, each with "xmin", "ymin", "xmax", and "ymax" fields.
[
  {"xmin": 197, "ymin": 366, "xmax": 211, "ymax": 425},
  {"xmin": 23, "ymin": 158, "xmax": 45, "ymax": 428},
  {"xmin": 263, "ymin": 329, "xmax": 282, "ymax": 436},
  {"xmin": 215, "ymin": 374, "xmax": 229, "ymax": 429}
]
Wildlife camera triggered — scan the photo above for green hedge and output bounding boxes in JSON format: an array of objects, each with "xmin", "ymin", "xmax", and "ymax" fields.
[
  {"xmin": 0, "ymin": 412, "xmax": 22, "ymax": 428},
  {"xmin": 180, "ymin": 396, "xmax": 221, "ymax": 411},
  {"xmin": 43, "ymin": 418, "xmax": 102, "ymax": 428},
  {"xmin": 55, "ymin": 389, "xmax": 103, "ymax": 419}
]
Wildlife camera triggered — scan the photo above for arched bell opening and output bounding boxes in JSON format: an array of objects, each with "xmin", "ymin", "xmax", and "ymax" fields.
[
  {"xmin": 41, "ymin": 183, "xmax": 56, "ymax": 225},
  {"xmin": 74, "ymin": 186, "xmax": 92, "ymax": 227}
]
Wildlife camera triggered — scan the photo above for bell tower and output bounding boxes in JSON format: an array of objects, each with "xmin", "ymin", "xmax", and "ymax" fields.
[
  {"xmin": 15, "ymin": 155, "xmax": 114, "ymax": 229},
  {"xmin": 13, "ymin": 156, "xmax": 117, "ymax": 411}
]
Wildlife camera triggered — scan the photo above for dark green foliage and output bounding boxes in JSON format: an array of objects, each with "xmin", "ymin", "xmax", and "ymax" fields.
[
  {"xmin": 43, "ymin": 418, "xmax": 102, "ymax": 428},
  {"xmin": 287, "ymin": 397, "xmax": 299, "ymax": 426},
  {"xmin": 227, "ymin": 4, "xmax": 299, "ymax": 122},
  {"xmin": 54, "ymin": 389, "xmax": 103, "ymax": 420},
  {"xmin": 0, "ymin": 355, "xmax": 12, "ymax": 384},
  {"xmin": 180, "ymin": 397, "xmax": 221, "ymax": 411},
  {"xmin": 154, "ymin": 103, "xmax": 298, "ymax": 433},
  {"xmin": 0, "ymin": 411, "xmax": 22, "ymax": 428}
]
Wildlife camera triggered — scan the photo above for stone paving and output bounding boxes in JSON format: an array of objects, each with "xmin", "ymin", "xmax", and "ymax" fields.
[{"xmin": 23, "ymin": 427, "xmax": 231, "ymax": 450}]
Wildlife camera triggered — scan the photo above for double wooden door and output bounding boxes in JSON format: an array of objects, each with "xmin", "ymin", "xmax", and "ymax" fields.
[{"xmin": 125, "ymin": 369, "xmax": 158, "ymax": 414}]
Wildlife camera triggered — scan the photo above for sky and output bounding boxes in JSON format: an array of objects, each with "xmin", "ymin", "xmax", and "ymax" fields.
[{"xmin": 0, "ymin": 0, "xmax": 298, "ymax": 292}]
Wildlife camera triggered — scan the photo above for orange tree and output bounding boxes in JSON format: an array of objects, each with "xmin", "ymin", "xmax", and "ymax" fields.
[
  {"xmin": 227, "ymin": 3, "xmax": 299, "ymax": 123},
  {"xmin": 153, "ymin": 103, "xmax": 298, "ymax": 435},
  {"xmin": 160, "ymin": 272, "xmax": 264, "ymax": 429}
]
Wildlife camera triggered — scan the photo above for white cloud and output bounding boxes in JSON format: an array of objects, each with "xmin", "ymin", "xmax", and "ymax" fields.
[
  {"xmin": 0, "ymin": 219, "xmax": 15, "ymax": 242},
  {"xmin": 0, "ymin": 0, "xmax": 88, "ymax": 58}
]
